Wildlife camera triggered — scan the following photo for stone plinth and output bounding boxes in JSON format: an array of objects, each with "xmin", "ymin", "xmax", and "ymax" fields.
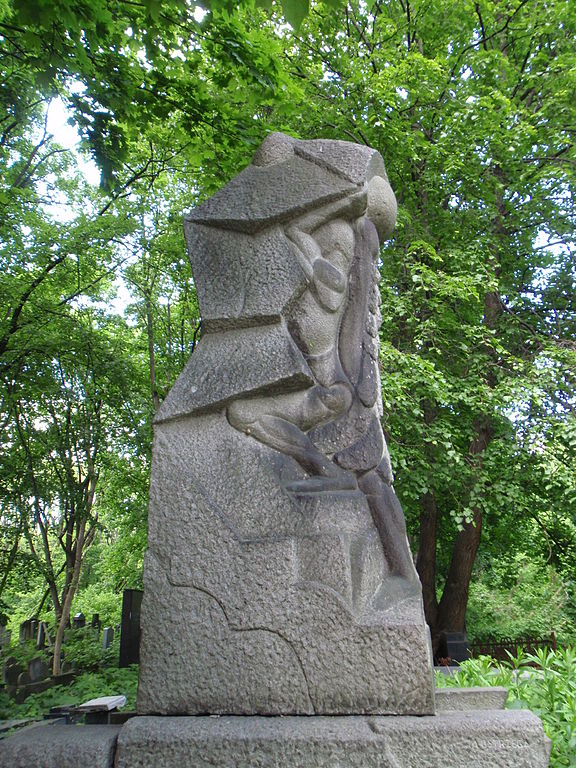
[
  {"xmin": 0, "ymin": 723, "xmax": 121, "ymax": 768},
  {"xmin": 116, "ymin": 712, "xmax": 551, "ymax": 768},
  {"xmin": 0, "ymin": 697, "xmax": 551, "ymax": 768}
]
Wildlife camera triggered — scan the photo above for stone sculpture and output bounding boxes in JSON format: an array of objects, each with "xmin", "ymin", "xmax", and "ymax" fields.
[{"xmin": 136, "ymin": 132, "xmax": 436, "ymax": 715}]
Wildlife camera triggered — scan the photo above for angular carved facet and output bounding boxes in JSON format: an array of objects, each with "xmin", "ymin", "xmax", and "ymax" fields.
[{"xmin": 138, "ymin": 133, "xmax": 435, "ymax": 716}]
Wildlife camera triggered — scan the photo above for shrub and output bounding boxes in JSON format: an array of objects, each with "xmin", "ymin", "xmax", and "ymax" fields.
[
  {"xmin": 437, "ymin": 647, "xmax": 576, "ymax": 767},
  {"xmin": 0, "ymin": 665, "xmax": 139, "ymax": 720},
  {"xmin": 466, "ymin": 559, "xmax": 574, "ymax": 644}
]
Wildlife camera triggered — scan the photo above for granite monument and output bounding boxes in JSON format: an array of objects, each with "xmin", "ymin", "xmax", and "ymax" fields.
[{"xmin": 136, "ymin": 132, "xmax": 435, "ymax": 716}]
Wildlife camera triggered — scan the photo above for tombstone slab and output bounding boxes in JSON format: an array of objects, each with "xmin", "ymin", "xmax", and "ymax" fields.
[
  {"xmin": 435, "ymin": 686, "xmax": 510, "ymax": 711},
  {"xmin": 27, "ymin": 656, "xmax": 48, "ymax": 683},
  {"xmin": 0, "ymin": 724, "xmax": 121, "ymax": 768}
]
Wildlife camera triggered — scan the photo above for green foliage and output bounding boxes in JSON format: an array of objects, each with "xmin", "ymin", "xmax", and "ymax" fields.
[
  {"xmin": 2, "ymin": 639, "xmax": 48, "ymax": 668},
  {"xmin": 467, "ymin": 557, "xmax": 574, "ymax": 644},
  {"xmin": 71, "ymin": 584, "xmax": 122, "ymax": 627},
  {"xmin": 436, "ymin": 648, "xmax": 576, "ymax": 767},
  {"xmin": 4, "ymin": 587, "xmax": 50, "ymax": 637},
  {"xmin": 2, "ymin": 623, "xmax": 119, "ymax": 673},
  {"xmin": 0, "ymin": 665, "xmax": 139, "ymax": 719},
  {"xmin": 0, "ymin": 0, "xmax": 300, "ymax": 189},
  {"xmin": 62, "ymin": 629, "xmax": 119, "ymax": 672}
]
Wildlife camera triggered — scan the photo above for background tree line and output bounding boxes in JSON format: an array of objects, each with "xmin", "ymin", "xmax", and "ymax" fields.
[{"xmin": 1, "ymin": 0, "xmax": 575, "ymax": 664}]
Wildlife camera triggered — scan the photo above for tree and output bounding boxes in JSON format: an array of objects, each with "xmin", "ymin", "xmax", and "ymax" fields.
[
  {"xmin": 1, "ymin": 308, "xmax": 146, "ymax": 674},
  {"xmin": 0, "ymin": 98, "xmax": 152, "ymax": 664},
  {"xmin": 273, "ymin": 0, "xmax": 576, "ymax": 646},
  {"xmin": 0, "ymin": 0, "xmax": 307, "ymax": 193}
]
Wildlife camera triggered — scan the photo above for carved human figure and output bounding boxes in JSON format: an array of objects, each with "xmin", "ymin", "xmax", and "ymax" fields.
[
  {"xmin": 222, "ymin": 138, "xmax": 416, "ymax": 582},
  {"xmin": 227, "ymin": 190, "xmax": 368, "ymax": 490},
  {"xmin": 170, "ymin": 133, "xmax": 418, "ymax": 584}
]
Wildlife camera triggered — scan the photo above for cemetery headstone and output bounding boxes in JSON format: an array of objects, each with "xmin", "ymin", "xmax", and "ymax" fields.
[
  {"xmin": 119, "ymin": 589, "xmax": 142, "ymax": 667},
  {"xmin": 17, "ymin": 670, "xmax": 31, "ymax": 687},
  {"xmin": 19, "ymin": 617, "xmax": 38, "ymax": 643},
  {"xmin": 437, "ymin": 631, "xmax": 471, "ymax": 665},
  {"xmin": 0, "ymin": 624, "xmax": 10, "ymax": 649},
  {"xmin": 0, "ymin": 134, "xmax": 552, "ymax": 768},
  {"xmin": 137, "ymin": 132, "xmax": 434, "ymax": 716},
  {"xmin": 28, "ymin": 657, "xmax": 48, "ymax": 684},
  {"xmin": 91, "ymin": 613, "xmax": 101, "ymax": 635},
  {"xmin": 3, "ymin": 656, "xmax": 22, "ymax": 686},
  {"xmin": 102, "ymin": 626, "xmax": 114, "ymax": 650},
  {"xmin": 35, "ymin": 620, "xmax": 48, "ymax": 650},
  {"xmin": 72, "ymin": 612, "xmax": 86, "ymax": 629}
]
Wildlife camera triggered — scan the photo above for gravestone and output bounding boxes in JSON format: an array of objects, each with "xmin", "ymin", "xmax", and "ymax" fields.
[
  {"xmin": 17, "ymin": 670, "xmax": 31, "ymax": 687},
  {"xmin": 35, "ymin": 620, "xmax": 48, "ymax": 650},
  {"xmin": 28, "ymin": 657, "xmax": 48, "ymax": 683},
  {"xmin": 119, "ymin": 589, "xmax": 142, "ymax": 667},
  {"xmin": 102, "ymin": 626, "xmax": 114, "ymax": 650},
  {"xmin": 438, "ymin": 631, "xmax": 471, "ymax": 665},
  {"xmin": 3, "ymin": 656, "xmax": 22, "ymax": 686},
  {"xmin": 0, "ymin": 623, "xmax": 10, "ymax": 649},
  {"xmin": 137, "ymin": 133, "xmax": 435, "ymax": 716},
  {"xmin": 19, "ymin": 617, "xmax": 38, "ymax": 643},
  {"xmin": 72, "ymin": 612, "xmax": 86, "ymax": 629}
]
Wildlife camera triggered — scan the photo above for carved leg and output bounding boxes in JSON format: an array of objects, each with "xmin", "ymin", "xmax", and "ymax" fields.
[
  {"xmin": 227, "ymin": 388, "xmax": 357, "ymax": 491},
  {"xmin": 246, "ymin": 415, "xmax": 345, "ymax": 479},
  {"xmin": 357, "ymin": 469, "xmax": 419, "ymax": 584}
]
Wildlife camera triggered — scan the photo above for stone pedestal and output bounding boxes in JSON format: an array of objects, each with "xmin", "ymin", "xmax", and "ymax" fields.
[
  {"xmin": 0, "ymin": 691, "xmax": 552, "ymax": 768},
  {"xmin": 115, "ymin": 711, "xmax": 551, "ymax": 768},
  {"xmin": 0, "ymin": 723, "xmax": 121, "ymax": 768}
]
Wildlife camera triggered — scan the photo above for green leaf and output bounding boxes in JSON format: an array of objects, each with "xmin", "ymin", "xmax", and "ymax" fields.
[{"xmin": 280, "ymin": 0, "xmax": 309, "ymax": 30}]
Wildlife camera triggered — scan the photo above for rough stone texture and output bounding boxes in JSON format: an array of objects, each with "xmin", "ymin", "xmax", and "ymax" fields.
[
  {"xmin": 435, "ymin": 686, "xmax": 509, "ymax": 711},
  {"xmin": 116, "ymin": 714, "xmax": 551, "ymax": 768},
  {"xmin": 0, "ymin": 724, "xmax": 121, "ymax": 768},
  {"xmin": 137, "ymin": 133, "xmax": 433, "ymax": 715},
  {"xmin": 137, "ymin": 422, "xmax": 434, "ymax": 714}
]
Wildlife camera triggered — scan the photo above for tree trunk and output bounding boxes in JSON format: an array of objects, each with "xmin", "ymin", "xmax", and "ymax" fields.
[
  {"xmin": 434, "ymin": 415, "xmax": 495, "ymax": 642},
  {"xmin": 52, "ymin": 518, "xmax": 86, "ymax": 676},
  {"xmin": 145, "ymin": 295, "xmax": 160, "ymax": 412},
  {"xmin": 435, "ymin": 506, "xmax": 482, "ymax": 638},
  {"xmin": 51, "ymin": 469, "xmax": 97, "ymax": 676},
  {"xmin": 416, "ymin": 490, "xmax": 439, "ymax": 633},
  {"xmin": 415, "ymin": 400, "xmax": 439, "ymax": 632}
]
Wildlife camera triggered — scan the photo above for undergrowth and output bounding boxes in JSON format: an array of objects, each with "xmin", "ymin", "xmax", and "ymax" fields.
[
  {"xmin": 437, "ymin": 647, "xmax": 576, "ymax": 767},
  {"xmin": 0, "ymin": 665, "xmax": 138, "ymax": 720}
]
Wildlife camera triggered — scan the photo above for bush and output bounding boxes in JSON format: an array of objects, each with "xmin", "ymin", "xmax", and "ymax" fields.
[
  {"xmin": 437, "ymin": 647, "xmax": 576, "ymax": 767},
  {"xmin": 61, "ymin": 629, "xmax": 119, "ymax": 671},
  {"xmin": 0, "ymin": 665, "xmax": 139, "ymax": 720},
  {"xmin": 466, "ymin": 558, "xmax": 574, "ymax": 643}
]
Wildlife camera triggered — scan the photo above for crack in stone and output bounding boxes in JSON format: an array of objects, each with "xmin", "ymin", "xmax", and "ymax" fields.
[{"xmin": 188, "ymin": 582, "xmax": 316, "ymax": 713}]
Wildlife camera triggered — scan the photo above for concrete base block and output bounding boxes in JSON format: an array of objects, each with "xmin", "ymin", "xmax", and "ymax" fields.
[
  {"xmin": 115, "ymin": 712, "xmax": 551, "ymax": 767},
  {"xmin": 0, "ymin": 723, "xmax": 121, "ymax": 768},
  {"xmin": 435, "ymin": 686, "xmax": 509, "ymax": 711}
]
